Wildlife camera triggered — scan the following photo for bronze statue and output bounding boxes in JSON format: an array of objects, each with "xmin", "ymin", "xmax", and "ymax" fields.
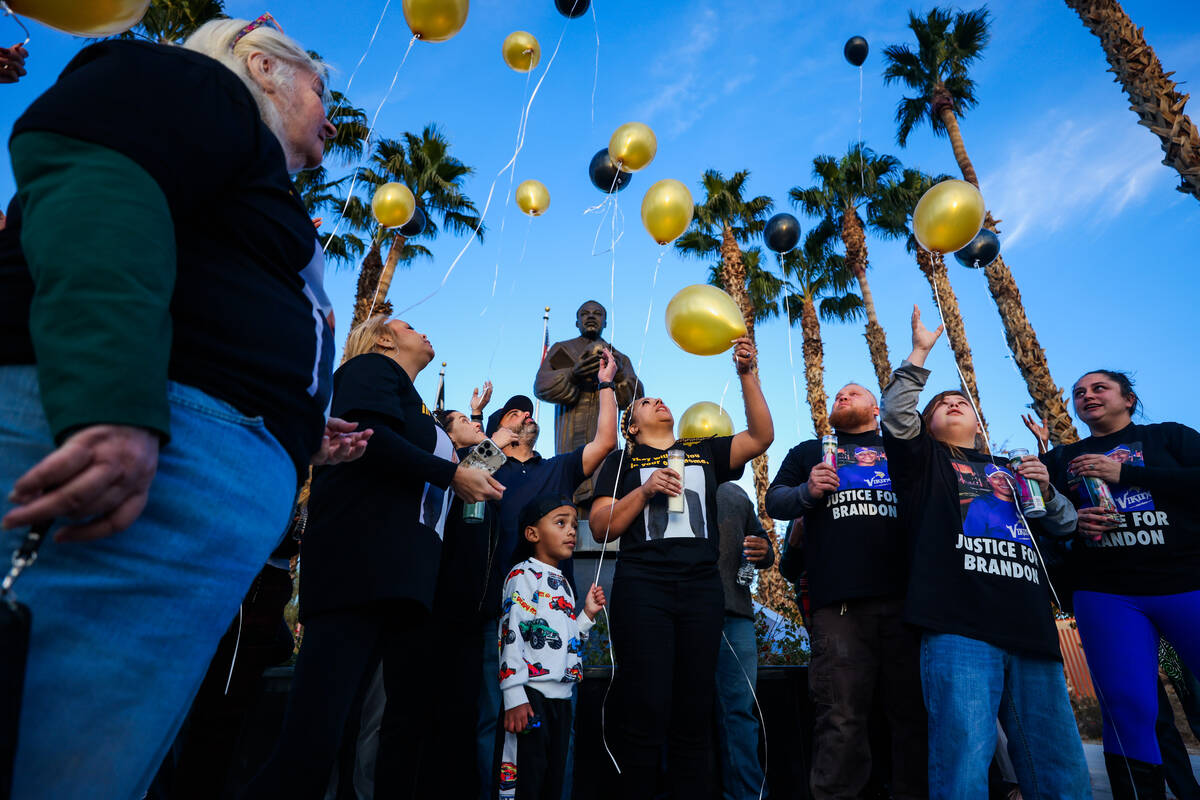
[{"xmin": 534, "ymin": 300, "xmax": 642, "ymax": 504}]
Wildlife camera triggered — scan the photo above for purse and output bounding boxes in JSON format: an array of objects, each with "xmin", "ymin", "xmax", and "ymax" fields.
[{"xmin": 1, "ymin": 522, "xmax": 47, "ymax": 800}]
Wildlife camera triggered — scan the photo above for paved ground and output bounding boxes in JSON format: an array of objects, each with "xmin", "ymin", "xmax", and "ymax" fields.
[{"xmin": 1085, "ymin": 742, "xmax": 1200, "ymax": 799}]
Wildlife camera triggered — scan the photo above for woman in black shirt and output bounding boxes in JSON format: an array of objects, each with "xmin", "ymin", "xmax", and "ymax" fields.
[
  {"xmin": 881, "ymin": 307, "xmax": 1088, "ymax": 798},
  {"xmin": 244, "ymin": 315, "xmax": 504, "ymax": 799},
  {"xmin": 590, "ymin": 336, "xmax": 773, "ymax": 799},
  {"xmin": 1041, "ymin": 369, "xmax": 1200, "ymax": 795}
]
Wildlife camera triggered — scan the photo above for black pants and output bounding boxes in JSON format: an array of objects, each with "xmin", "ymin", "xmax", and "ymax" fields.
[
  {"xmin": 239, "ymin": 601, "xmax": 428, "ymax": 799},
  {"xmin": 609, "ymin": 570, "xmax": 724, "ymax": 800},
  {"xmin": 494, "ymin": 687, "xmax": 573, "ymax": 800},
  {"xmin": 808, "ymin": 597, "xmax": 927, "ymax": 800},
  {"xmin": 1157, "ymin": 678, "xmax": 1200, "ymax": 800}
]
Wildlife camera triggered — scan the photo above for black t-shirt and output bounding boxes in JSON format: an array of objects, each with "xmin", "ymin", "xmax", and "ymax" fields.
[
  {"xmin": 768, "ymin": 431, "xmax": 905, "ymax": 611},
  {"xmin": 594, "ymin": 436, "xmax": 742, "ymax": 579},
  {"xmin": 1043, "ymin": 422, "xmax": 1200, "ymax": 596},
  {"xmin": 884, "ymin": 423, "xmax": 1062, "ymax": 660},
  {"xmin": 301, "ymin": 354, "xmax": 455, "ymax": 619},
  {"xmin": 1, "ymin": 41, "xmax": 331, "ymax": 477}
]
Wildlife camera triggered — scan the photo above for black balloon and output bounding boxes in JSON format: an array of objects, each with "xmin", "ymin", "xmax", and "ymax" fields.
[
  {"xmin": 588, "ymin": 148, "xmax": 632, "ymax": 193},
  {"xmin": 399, "ymin": 205, "xmax": 427, "ymax": 238},
  {"xmin": 844, "ymin": 36, "xmax": 869, "ymax": 67},
  {"xmin": 764, "ymin": 213, "xmax": 801, "ymax": 254},
  {"xmin": 555, "ymin": 0, "xmax": 589, "ymax": 18},
  {"xmin": 953, "ymin": 228, "xmax": 1000, "ymax": 269}
]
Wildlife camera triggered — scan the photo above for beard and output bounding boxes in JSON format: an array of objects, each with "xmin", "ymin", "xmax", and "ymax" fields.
[
  {"xmin": 519, "ymin": 419, "xmax": 540, "ymax": 446},
  {"xmin": 830, "ymin": 404, "xmax": 876, "ymax": 431}
]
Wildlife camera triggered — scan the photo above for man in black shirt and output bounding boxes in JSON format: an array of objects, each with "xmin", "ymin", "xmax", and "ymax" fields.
[{"xmin": 766, "ymin": 384, "xmax": 926, "ymax": 800}]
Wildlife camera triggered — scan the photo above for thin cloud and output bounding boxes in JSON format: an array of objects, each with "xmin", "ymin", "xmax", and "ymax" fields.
[{"xmin": 982, "ymin": 113, "xmax": 1172, "ymax": 249}]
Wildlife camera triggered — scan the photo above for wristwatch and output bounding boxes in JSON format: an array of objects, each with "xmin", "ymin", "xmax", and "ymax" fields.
[{"xmin": 597, "ymin": 381, "xmax": 615, "ymax": 391}]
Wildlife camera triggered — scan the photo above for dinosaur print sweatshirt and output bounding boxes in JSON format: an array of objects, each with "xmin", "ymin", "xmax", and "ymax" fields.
[{"xmin": 498, "ymin": 557, "xmax": 595, "ymax": 709}]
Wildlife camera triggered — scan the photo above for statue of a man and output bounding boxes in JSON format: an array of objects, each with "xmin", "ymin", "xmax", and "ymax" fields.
[{"xmin": 535, "ymin": 300, "xmax": 643, "ymax": 504}]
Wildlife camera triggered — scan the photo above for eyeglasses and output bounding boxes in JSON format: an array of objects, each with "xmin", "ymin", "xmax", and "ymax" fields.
[{"xmin": 232, "ymin": 12, "xmax": 283, "ymax": 48}]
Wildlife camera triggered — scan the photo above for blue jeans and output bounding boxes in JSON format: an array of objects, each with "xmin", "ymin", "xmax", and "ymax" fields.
[
  {"xmin": 715, "ymin": 614, "xmax": 765, "ymax": 800},
  {"xmin": 0, "ymin": 366, "xmax": 297, "ymax": 800},
  {"xmin": 921, "ymin": 632, "xmax": 1090, "ymax": 800},
  {"xmin": 479, "ymin": 615, "xmax": 502, "ymax": 800}
]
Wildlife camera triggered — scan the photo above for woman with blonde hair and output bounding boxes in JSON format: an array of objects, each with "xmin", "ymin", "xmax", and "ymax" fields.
[
  {"xmin": 244, "ymin": 315, "xmax": 503, "ymax": 798},
  {"xmin": 0, "ymin": 14, "xmax": 370, "ymax": 800}
]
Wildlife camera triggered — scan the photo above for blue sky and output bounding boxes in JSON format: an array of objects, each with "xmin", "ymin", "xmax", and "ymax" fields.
[{"xmin": 3, "ymin": 0, "xmax": 1198, "ymax": 508}]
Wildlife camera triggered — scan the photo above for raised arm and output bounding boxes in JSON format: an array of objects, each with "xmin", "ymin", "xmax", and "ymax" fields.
[
  {"xmin": 581, "ymin": 350, "xmax": 619, "ymax": 475},
  {"xmin": 881, "ymin": 306, "xmax": 942, "ymax": 441},
  {"xmin": 728, "ymin": 337, "xmax": 774, "ymax": 470}
]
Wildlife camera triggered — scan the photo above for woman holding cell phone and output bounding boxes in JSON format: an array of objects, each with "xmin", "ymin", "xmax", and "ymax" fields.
[
  {"xmin": 589, "ymin": 335, "xmax": 772, "ymax": 800},
  {"xmin": 1041, "ymin": 370, "xmax": 1200, "ymax": 796}
]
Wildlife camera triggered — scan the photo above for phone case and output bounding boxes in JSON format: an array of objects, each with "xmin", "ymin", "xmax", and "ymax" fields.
[{"xmin": 462, "ymin": 439, "xmax": 507, "ymax": 475}]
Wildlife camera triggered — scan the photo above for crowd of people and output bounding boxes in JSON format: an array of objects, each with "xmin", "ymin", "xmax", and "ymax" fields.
[{"xmin": 1, "ymin": 16, "xmax": 1198, "ymax": 800}]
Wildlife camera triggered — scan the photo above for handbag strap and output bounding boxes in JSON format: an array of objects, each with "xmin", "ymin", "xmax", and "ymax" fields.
[{"xmin": 1, "ymin": 520, "xmax": 50, "ymax": 602}]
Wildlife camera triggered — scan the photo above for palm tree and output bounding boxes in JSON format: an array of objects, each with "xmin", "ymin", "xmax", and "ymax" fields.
[
  {"xmin": 870, "ymin": 168, "xmax": 987, "ymax": 434},
  {"xmin": 779, "ymin": 222, "xmax": 864, "ymax": 438},
  {"xmin": 340, "ymin": 125, "xmax": 483, "ymax": 335},
  {"xmin": 122, "ymin": 0, "xmax": 225, "ymax": 42},
  {"xmin": 790, "ymin": 143, "xmax": 900, "ymax": 392},
  {"xmin": 883, "ymin": 7, "xmax": 1079, "ymax": 444},
  {"xmin": 1066, "ymin": 0, "xmax": 1200, "ymax": 201},
  {"xmin": 675, "ymin": 169, "xmax": 777, "ymax": 558}
]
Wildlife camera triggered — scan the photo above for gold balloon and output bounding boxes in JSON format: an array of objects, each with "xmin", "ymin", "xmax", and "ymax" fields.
[
  {"xmin": 641, "ymin": 179, "xmax": 694, "ymax": 245},
  {"xmin": 679, "ymin": 401, "xmax": 734, "ymax": 439},
  {"xmin": 515, "ymin": 179, "xmax": 550, "ymax": 216},
  {"xmin": 8, "ymin": 0, "xmax": 149, "ymax": 36},
  {"xmin": 608, "ymin": 122, "xmax": 657, "ymax": 172},
  {"xmin": 665, "ymin": 284, "xmax": 747, "ymax": 356},
  {"xmin": 501, "ymin": 31, "xmax": 541, "ymax": 72},
  {"xmin": 912, "ymin": 179, "xmax": 986, "ymax": 254},
  {"xmin": 402, "ymin": 0, "xmax": 469, "ymax": 42},
  {"xmin": 371, "ymin": 183, "xmax": 416, "ymax": 229}
]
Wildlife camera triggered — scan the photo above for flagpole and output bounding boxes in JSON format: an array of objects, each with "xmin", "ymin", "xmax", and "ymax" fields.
[
  {"xmin": 435, "ymin": 361, "xmax": 446, "ymax": 413},
  {"xmin": 535, "ymin": 306, "xmax": 549, "ymax": 424}
]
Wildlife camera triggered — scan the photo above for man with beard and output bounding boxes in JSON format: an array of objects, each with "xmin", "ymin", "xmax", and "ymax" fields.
[
  {"xmin": 475, "ymin": 354, "xmax": 619, "ymax": 799},
  {"xmin": 534, "ymin": 300, "xmax": 642, "ymax": 505},
  {"xmin": 766, "ymin": 384, "xmax": 927, "ymax": 800}
]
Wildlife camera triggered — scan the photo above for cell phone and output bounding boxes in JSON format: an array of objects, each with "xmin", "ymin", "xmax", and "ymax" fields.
[{"xmin": 462, "ymin": 438, "xmax": 507, "ymax": 475}]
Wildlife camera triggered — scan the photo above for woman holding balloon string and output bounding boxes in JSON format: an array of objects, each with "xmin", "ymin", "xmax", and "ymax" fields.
[
  {"xmin": 880, "ymin": 306, "xmax": 1089, "ymax": 798},
  {"xmin": 589, "ymin": 334, "xmax": 773, "ymax": 799},
  {"xmin": 1035, "ymin": 370, "xmax": 1200, "ymax": 797}
]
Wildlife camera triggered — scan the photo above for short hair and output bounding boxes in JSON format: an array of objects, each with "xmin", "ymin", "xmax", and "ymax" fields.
[
  {"xmin": 184, "ymin": 19, "xmax": 330, "ymax": 150},
  {"xmin": 839, "ymin": 382, "xmax": 878, "ymax": 406},
  {"xmin": 343, "ymin": 315, "xmax": 392, "ymax": 361}
]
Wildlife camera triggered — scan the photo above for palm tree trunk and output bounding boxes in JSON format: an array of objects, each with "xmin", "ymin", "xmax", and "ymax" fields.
[
  {"xmin": 346, "ymin": 236, "xmax": 386, "ymax": 351},
  {"xmin": 1066, "ymin": 0, "xmax": 1200, "ymax": 201},
  {"xmin": 841, "ymin": 213, "xmax": 891, "ymax": 390},
  {"xmin": 718, "ymin": 226, "xmax": 755, "ymax": 341},
  {"xmin": 934, "ymin": 104, "xmax": 1082, "ymax": 445},
  {"xmin": 799, "ymin": 296, "xmax": 831, "ymax": 436},
  {"xmin": 916, "ymin": 249, "xmax": 988, "ymax": 438},
  {"xmin": 375, "ymin": 231, "xmax": 409, "ymax": 312}
]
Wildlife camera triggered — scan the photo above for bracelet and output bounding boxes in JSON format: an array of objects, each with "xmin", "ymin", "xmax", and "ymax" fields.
[
  {"xmin": 470, "ymin": 412, "xmax": 483, "ymax": 421},
  {"xmin": 597, "ymin": 381, "xmax": 615, "ymax": 391}
]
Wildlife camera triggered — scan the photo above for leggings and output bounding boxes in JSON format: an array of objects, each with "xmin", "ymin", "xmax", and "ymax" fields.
[
  {"xmin": 608, "ymin": 569, "xmax": 724, "ymax": 800},
  {"xmin": 1073, "ymin": 589, "xmax": 1200, "ymax": 763}
]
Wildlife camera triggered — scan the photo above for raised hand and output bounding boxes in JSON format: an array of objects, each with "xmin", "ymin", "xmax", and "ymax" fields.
[
  {"xmin": 597, "ymin": 349, "xmax": 617, "ymax": 384},
  {"xmin": 470, "ymin": 380, "xmax": 493, "ymax": 415},
  {"xmin": 0, "ymin": 44, "xmax": 28, "ymax": 85},
  {"xmin": 910, "ymin": 305, "xmax": 944, "ymax": 354},
  {"xmin": 1021, "ymin": 414, "xmax": 1050, "ymax": 454},
  {"xmin": 731, "ymin": 336, "xmax": 756, "ymax": 376}
]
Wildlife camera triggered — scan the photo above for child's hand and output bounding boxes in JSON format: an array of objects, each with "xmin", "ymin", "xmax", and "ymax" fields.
[
  {"xmin": 584, "ymin": 583, "xmax": 606, "ymax": 620},
  {"xmin": 504, "ymin": 703, "xmax": 534, "ymax": 733}
]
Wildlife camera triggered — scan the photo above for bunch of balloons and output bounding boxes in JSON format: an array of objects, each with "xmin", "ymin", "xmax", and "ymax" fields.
[{"xmin": 679, "ymin": 401, "xmax": 733, "ymax": 439}]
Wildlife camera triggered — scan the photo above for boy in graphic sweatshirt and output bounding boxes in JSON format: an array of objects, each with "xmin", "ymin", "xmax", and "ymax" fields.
[{"xmin": 497, "ymin": 494, "xmax": 606, "ymax": 800}]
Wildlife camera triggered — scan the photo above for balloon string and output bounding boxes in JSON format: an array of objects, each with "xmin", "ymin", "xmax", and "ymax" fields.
[
  {"xmin": 518, "ymin": 209, "xmax": 535, "ymax": 263},
  {"xmin": 324, "ymin": 34, "xmax": 418, "ymax": 254},
  {"xmin": 480, "ymin": 67, "xmax": 536, "ymax": 318},
  {"xmin": 589, "ymin": 168, "xmax": 625, "ymax": 255},
  {"xmin": 857, "ymin": 65, "xmax": 865, "ymax": 192},
  {"xmin": 782, "ymin": 291, "xmax": 802, "ymax": 439},
  {"xmin": 0, "ymin": 2, "xmax": 30, "ymax": 46},
  {"xmin": 326, "ymin": 0, "xmax": 393, "ymax": 123},
  {"xmin": 718, "ymin": 376, "xmax": 732, "ymax": 415},
  {"xmin": 396, "ymin": 19, "xmax": 570, "ymax": 315},
  {"xmin": 722, "ymin": 630, "xmax": 768, "ymax": 800},
  {"xmin": 590, "ymin": 0, "xmax": 600, "ymax": 128}
]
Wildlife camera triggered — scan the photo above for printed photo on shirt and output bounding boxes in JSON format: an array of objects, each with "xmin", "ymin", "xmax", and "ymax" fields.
[
  {"xmin": 639, "ymin": 463, "xmax": 707, "ymax": 540},
  {"xmin": 1104, "ymin": 443, "xmax": 1154, "ymax": 512},
  {"xmin": 958, "ymin": 461, "xmax": 1032, "ymax": 544},
  {"xmin": 832, "ymin": 445, "xmax": 892, "ymax": 490}
]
